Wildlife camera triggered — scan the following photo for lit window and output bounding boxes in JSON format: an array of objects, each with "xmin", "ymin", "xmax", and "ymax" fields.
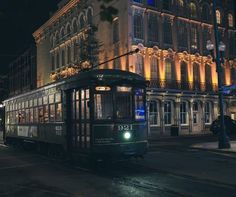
[
  {"xmin": 150, "ymin": 57, "xmax": 158, "ymax": 79},
  {"xmin": 216, "ymin": 10, "xmax": 221, "ymax": 24},
  {"xmin": 228, "ymin": 14, "xmax": 234, "ymax": 27},
  {"xmin": 165, "ymin": 59, "xmax": 172, "ymax": 81}
]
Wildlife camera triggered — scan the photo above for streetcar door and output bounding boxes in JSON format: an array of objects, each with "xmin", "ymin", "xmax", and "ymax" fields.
[{"xmin": 70, "ymin": 89, "xmax": 91, "ymax": 151}]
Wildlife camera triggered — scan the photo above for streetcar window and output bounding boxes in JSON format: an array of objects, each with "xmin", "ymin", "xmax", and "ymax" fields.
[
  {"xmin": 44, "ymin": 105, "xmax": 49, "ymax": 122},
  {"xmin": 116, "ymin": 91, "xmax": 132, "ymax": 119},
  {"xmin": 49, "ymin": 104, "xmax": 55, "ymax": 122},
  {"xmin": 55, "ymin": 103, "xmax": 62, "ymax": 122},
  {"xmin": 94, "ymin": 93, "xmax": 113, "ymax": 120},
  {"xmin": 134, "ymin": 89, "xmax": 145, "ymax": 121},
  {"xmin": 38, "ymin": 107, "xmax": 44, "ymax": 123}
]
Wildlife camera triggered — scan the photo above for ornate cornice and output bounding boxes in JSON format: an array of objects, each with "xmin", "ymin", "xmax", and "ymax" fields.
[{"xmin": 33, "ymin": 0, "xmax": 81, "ymax": 42}]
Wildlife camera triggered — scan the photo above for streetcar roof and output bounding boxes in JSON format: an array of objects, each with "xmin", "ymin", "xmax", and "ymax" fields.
[{"xmin": 4, "ymin": 69, "xmax": 146, "ymax": 103}]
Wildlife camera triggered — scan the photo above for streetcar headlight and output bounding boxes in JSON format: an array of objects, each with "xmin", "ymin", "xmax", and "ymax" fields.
[{"xmin": 123, "ymin": 132, "xmax": 131, "ymax": 140}]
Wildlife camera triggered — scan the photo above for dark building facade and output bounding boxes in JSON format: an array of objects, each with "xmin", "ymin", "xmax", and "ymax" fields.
[{"xmin": 9, "ymin": 45, "xmax": 37, "ymax": 96}]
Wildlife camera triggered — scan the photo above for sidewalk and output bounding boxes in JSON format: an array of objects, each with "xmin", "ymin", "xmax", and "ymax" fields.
[{"xmin": 192, "ymin": 141, "xmax": 236, "ymax": 154}]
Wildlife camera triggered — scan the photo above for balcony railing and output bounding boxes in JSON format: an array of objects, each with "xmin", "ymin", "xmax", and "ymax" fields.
[{"xmin": 147, "ymin": 78, "xmax": 218, "ymax": 93}]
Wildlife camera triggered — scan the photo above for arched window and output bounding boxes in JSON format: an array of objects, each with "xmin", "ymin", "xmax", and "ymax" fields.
[
  {"xmin": 202, "ymin": 4, "xmax": 210, "ymax": 21},
  {"xmin": 113, "ymin": 18, "xmax": 119, "ymax": 43},
  {"xmin": 148, "ymin": 13, "xmax": 158, "ymax": 42},
  {"xmin": 72, "ymin": 20, "xmax": 77, "ymax": 34},
  {"xmin": 205, "ymin": 64, "xmax": 212, "ymax": 85},
  {"xmin": 149, "ymin": 100, "xmax": 159, "ymax": 126},
  {"xmin": 180, "ymin": 101, "xmax": 188, "ymax": 125},
  {"xmin": 136, "ymin": 54, "xmax": 144, "ymax": 76},
  {"xmin": 150, "ymin": 56, "xmax": 159, "ymax": 79},
  {"xmin": 73, "ymin": 41, "xmax": 78, "ymax": 62},
  {"xmin": 133, "ymin": 13, "xmax": 143, "ymax": 39},
  {"xmin": 190, "ymin": 2, "xmax": 197, "ymax": 18},
  {"xmin": 228, "ymin": 14, "xmax": 234, "ymax": 27},
  {"xmin": 216, "ymin": 10, "xmax": 221, "ymax": 24},
  {"xmin": 87, "ymin": 8, "xmax": 93, "ymax": 24},
  {"xmin": 204, "ymin": 101, "xmax": 212, "ymax": 124},
  {"xmin": 80, "ymin": 15, "xmax": 85, "ymax": 29}
]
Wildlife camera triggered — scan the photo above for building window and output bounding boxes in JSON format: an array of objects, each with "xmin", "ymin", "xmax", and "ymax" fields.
[
  {"xmin": 133, "ymin": 13, "xmax": 144, "ymax": 39},
  {"xmin": 202, "ymin": 27, "xmax": 211, "ymax": 54},
  {"xmin": 189, "ymin": 2, "xmax": 197, "ymax": 18},
  {"xmin": 180, "ymin": 101, "xmax": 188, "ymax": 125},
  {"xmin": 216, "ymin": 10, "xmax": 221, "ymax": 24},
  {"xmin": 133, "ymin": 0, "xmax": 143, "ymax": 3},
  {"xmin": 163, "ymin": 0, "xmax": 171, "ymax": 11},
  {"xmin": 181, "ymin": 61, "xmax": 188, "ymax": 83},
  {"xmin": 51, "ymin": 55, "xmax": 55, "ymax": 71},
  {"xmin": 229, "ymin": 31, "xmax": 235, "ymax": 56},
  {"xmin": 204, "ymin": 102, "xmax": 212, "ymax": 124},
  {"xmin": 148, "ymin": 13, "xmax": 158, "ymax": 42},
  {"xmin": 205, "ymin": 64, "xmax": 212, "ymax": 85},
  {"xmin": 72, "ymin": 20, "xmax": 77, "ymax": 34},
  {"xmin": 177, "ymin": 21, "xmax": 188, "ymax": 48},
  {"xmin": 164, "ymin": 101, "xmax": 172, "ymax": 125},
  {"xmin": 80, "ymin": 15, "xmax": 85, "ymax": 29},
  {"xmin": 177, "ymin": 0, "xmax": 184, "ymax": 15},
  {"xmin": 149, "ymin": 100, "xmax": 159, "ymax": 126},
  {"xmin": 66, "ymin": 25, "xmax": 71, "ymax": 37},
  {"xmin": 228, "ymin": 14, "xmax": 234, "ymax": 27},
  {"xmin": 190, "ymin": 25, "xmax": 198, "ymax": 51},
  {"xmin": 113, "ymin": 47, "xmax": 120, "ymax": 69},
  {"xmin": 60, "ymin": 27, "xmax": 65, "ymax": 40},
  {"xmin": 202, "ymin": 4, "xmax": 210, "ymax": 22},
  {"xmin": 150, "ymin": 57, "xmax": 158, "ymax": 79},
  {"xmin": 56, "ymin": 52, "xmax": 60, "ymax": 68},
  {"xmin": 67, "ymin": 46, "xmax": 71, "ymax": 64},
  {"xmin": 113, "ymin": 18, "xmax": 119, "ymax": 43},
  {"xmin": 87, "ymin": 8, "xmax": 93, "ymax": 24},
  {"xmin": 163, "ymin": 18, "xmax": 172, "ymax": 45},
  {"xmin": 231, "ymin": 67, "xmax": 236, "ymax": 83},
  {"xmin": 61, "ymin": 50, "xmax": 65, "ymax": 67},
  {"xmin": 136, "ymin": 54, "xmax": 144, "ymax": 76},
  {"xmin": 147, "ymin": 0, "xmax": 157, "ymax": 7},
  {"xmin": 165, "ymin": 59, "xmax": 173, "ymax": 81},
  {"xmin": 193, "ymin": 63, "xmax": 200, "ymax": 83}
]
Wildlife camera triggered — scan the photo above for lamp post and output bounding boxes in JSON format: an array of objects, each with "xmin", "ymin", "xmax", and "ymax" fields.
[{"xmin": 206, "ymin": 0, "xmax": 230, "ymax": 149}]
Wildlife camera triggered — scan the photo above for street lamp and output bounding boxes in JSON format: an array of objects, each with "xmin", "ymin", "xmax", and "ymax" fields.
[{"xmin": 206, "ymin": 0, "xmax": 230, "ymax": 149}]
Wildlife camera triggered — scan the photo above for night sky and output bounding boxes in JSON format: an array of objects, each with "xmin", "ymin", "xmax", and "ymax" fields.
[{"xmin": 0, "ymin": 0, "xmax": 60, "ymax": 75}]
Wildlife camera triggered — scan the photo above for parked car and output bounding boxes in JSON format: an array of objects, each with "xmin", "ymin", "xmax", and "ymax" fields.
[{"xmin": 210, "ymin": 115, "xmax": 236, "ymax": 135}]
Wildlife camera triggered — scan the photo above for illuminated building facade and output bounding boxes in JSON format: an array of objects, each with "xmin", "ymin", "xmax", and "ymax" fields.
[
  {"xmin": 9, "ymin": 45, "xmax": 37, "ymax": 97},
  {"xmin": 33, "ymin": 0, "xmax": 236, "ymax": 137}
]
